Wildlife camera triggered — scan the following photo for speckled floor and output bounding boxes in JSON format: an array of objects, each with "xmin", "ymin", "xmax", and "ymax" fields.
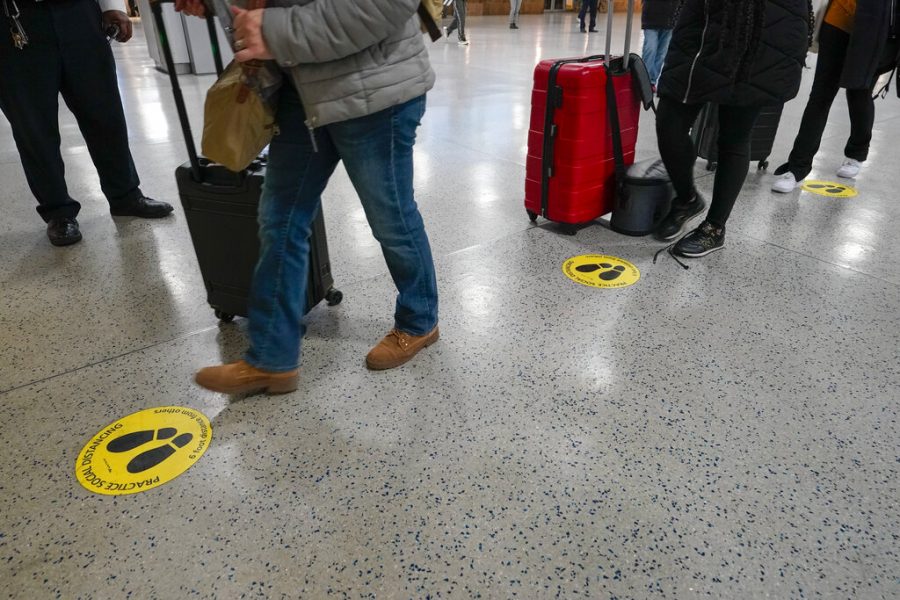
[{"xmin": 2, "ymin": 12, "xmax": 899, "ymax": 600}]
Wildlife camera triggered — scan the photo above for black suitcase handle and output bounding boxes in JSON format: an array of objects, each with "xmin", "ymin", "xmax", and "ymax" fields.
[{"xmin": 149, "ymin": 0, "xmax": 224, "ymax": 181}]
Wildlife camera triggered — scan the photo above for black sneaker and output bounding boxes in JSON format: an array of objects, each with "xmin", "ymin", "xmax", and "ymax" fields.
[
  {"xmin": 655, "ymin": 192, "xmax": 706, "ymax": 241},
  {"xmin": 673, "ymin": 221, "xmax": 725, "ymax": 258},
  {"xmin": 510, "ymin": 23, "xmax": 519, "ymax": 29}
]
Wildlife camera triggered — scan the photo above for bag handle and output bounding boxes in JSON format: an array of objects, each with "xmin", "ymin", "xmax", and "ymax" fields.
[
  {"xmin": 233, "ymin": 0, "xmax": 266, "ymax": 104},
  {"xmin": 418, "ymin": 2, "xmax": 441, "ymax": 42}
]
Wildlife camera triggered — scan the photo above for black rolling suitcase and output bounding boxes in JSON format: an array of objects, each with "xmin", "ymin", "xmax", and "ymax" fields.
[
  {"xmin": 691, "ymin": 103, "xmax": 784, "ymax": 172},
  {"xmin": 150, "ymin": 0, "xmax": 341, "ymax": 323}
]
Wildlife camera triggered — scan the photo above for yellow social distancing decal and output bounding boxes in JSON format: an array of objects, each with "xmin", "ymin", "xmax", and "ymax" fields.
[
  {"xmin": 563, "ymin": 254, "xmax": 640, "ymax": 289},
  {"xmin": 76, "ymin": 406, "xmax": 212, "ymax": 496},
  {"xmin": 801, "ymin": 181, "xmax": 858, "ymax": 198}
]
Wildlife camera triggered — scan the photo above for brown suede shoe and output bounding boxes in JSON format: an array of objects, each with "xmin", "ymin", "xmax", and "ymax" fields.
[
  {"xmin": 366, "ymin": 326, "xmax": 440, "ymax": 370},
  {"xmin": 194, "ymin": 360, "xmax": 298, "ymax": 394}
]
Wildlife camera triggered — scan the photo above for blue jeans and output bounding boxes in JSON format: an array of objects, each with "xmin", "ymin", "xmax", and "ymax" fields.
[
  {"xmin": 642, "ymin": 29, "xmax": 673, "ymax": 85},
  {"xmin": 245, "ymin": 87, "xmax": 439, "ymax": 372}
]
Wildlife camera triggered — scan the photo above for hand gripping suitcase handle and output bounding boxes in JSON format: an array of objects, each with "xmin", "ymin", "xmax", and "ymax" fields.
[
  {"xmin": 149, "ymin": 0, "xmax": 223, "ymax": 181},
  {"xmin": 605, "ymin": 0, "xmax": 636, "ymax": 71}
]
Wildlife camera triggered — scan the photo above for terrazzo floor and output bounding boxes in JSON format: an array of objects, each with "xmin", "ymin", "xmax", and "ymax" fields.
[{"xmin": 1, "ymin": 12, "xmax": 899, "ymax": 600}]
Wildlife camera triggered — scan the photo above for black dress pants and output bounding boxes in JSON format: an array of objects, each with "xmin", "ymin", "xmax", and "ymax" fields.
[
  {"xmin": 579, "ymin": 0, "xmax": 598, "ymax": 29},
  {"xmin": 786, "ymin": 23, "xmax": 876, "ymax": 180},
  {"xmin": 0, "ymin": 0, "xmax": 142, "ymax": 222},
  {"xmin": 657, "ymin": 97, "xmax": 761, "ymax": 228}
]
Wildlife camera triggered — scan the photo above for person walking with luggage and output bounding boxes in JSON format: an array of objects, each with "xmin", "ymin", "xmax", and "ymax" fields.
[
  {"xmin": 772, "ymin": 0, "xmax": 900, "ymax": 192},
  {"xmin": 653, "ymin": 0, "xmax": 811, "ymax": 259},
  {"xmin": 177, "ymin": 0, "xmax": 441, "ymax": 394},
  {"xmin": 641, "ymin": 0, "xmax": 679, "ymax": 88},
  {"xmin": 0, "ymin": 0, "xmax": 174, "ymax": 247},
  {"xmin": 579, "ymin": 0, "xmax": 599, "ymax": 32},
  {"xmin": 509, "ymin": 0, "xmax": 522, "ymax": 29},
  {"xmin": 446, "ymin": 0, "xmax": 469, "ymax": 45}
]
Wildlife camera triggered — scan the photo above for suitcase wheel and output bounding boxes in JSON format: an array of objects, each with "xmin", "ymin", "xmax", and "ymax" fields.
[
  {"xmin": 214, "ymin": 309, "xmax": 235, "ymax": 323},
  {"xmin": 757, "ymin": 160, "xmax": 769, "ymax": 171},
  {"xmin": 325, "ymin": 288, "xmax": 343, "ymax": 307},
  {"xmin": 527, "ymin": 210, "xmax": 538, "ymax": 223}
]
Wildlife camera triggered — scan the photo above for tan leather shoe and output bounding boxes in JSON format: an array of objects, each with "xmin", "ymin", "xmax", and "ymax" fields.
[
  {"xmin": 366, "ymin": 326, "xmax": 439, "ymax": 370},
  {"xmin": 194, "ymin": 360, "xmax": 298, "ymax": 394}
]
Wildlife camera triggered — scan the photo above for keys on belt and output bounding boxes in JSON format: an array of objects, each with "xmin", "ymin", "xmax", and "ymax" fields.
[{"xmin": 3, "ymin": 0, "xmax": 28, "ymax": 49}]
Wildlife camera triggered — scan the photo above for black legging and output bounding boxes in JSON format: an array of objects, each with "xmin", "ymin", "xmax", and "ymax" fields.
[
  {"xmin": 656, "ymin": 97, "xmax": 761, "ymax": 228},
  {"xmin": 786, "ymin": 22, "xmax": 875, "ymax": 180}
]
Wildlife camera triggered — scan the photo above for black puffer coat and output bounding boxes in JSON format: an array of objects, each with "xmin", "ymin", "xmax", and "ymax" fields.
[
  {"xmin": 642, "ymin": 0, "xmax": 680, "ymax": 30},
  {"xmin": 658, "ymin": 0, "xmax": 810, "ymax": 106}
]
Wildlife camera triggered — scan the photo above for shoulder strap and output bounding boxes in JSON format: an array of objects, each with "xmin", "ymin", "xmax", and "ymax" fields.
[{"xmin": 605, "ymin": 58, "xmax": 629, "ymax": 204}]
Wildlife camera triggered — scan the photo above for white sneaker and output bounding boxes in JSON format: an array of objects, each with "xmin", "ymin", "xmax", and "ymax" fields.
[
  {"xmin": 458, "ymin": 38, "xmax": 469, "ymax": 46},
  {"xmin": 772, "ymin": 172, "xmax": 801, "ymax": 193},
  {"xmin": 836, "ymin": 158, "xmax": 861, "ymax": 179}
]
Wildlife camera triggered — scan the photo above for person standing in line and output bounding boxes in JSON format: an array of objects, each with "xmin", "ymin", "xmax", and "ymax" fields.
[
  {"xmin": 446, "ymin": 0, "xmax": 469, "ymax": 45},
  {"xmin": 772, "ymin": 0, "xmax": 900, "ymax": 192},
  {"xmin": 509, "ymin": 0, "xmax": 522, "ymax": 29},
  {"xmin": 176, "ymin": 0, "xmax": 442, "ymax": 394},
  {"xmin": 653, "ymin": 0, "xmax": 811, "ymax": 259},
  {"xmin": 0, "ymin": 0, "xmax": 174, "ymax": 247},
  {"xmin": 579, "ymin": 0, "xmax": 598, "ymax": 33},
  {"xmin": 640, "ymin": 0, "xmax": 679, "ymax": 89}
]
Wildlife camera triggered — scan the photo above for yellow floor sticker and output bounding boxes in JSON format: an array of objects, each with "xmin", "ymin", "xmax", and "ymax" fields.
[
  {"xmin": 801, "ymin": 180, "xmax": 858, "ymax": 198},
  {"xmin": 76, "ymin": 406, "xmax": 211, "ymax": 496},
  {"xmin": 563, "ymin": 254, "xmax": 640, "ymax": 289}
]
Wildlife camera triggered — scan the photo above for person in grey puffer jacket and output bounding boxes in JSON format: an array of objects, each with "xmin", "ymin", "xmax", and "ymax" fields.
[{"xmin": 179, "ymin": 0, "xmax": 442, "ymax": 394}]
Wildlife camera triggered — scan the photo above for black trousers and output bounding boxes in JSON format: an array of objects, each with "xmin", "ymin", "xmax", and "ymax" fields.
[
  {"xmin": 657, "ymin": 97, "xmax": 761, "ymax": 228},
  {"xmin": 786, "ymin": 23, "xmax": 876, "ymax": 179},
  {"xmin": 579, "ymin": 0, "xmax": 598, "ymax": 29},
  {"xmin": 0, "ymin": 0, "xmax": 142, "ymax": 222}
]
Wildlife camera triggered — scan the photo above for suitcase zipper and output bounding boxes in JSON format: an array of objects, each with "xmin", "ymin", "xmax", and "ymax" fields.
[{"xmin": 683, "ymin": 0, "xmax": 710, "ymax": 103}]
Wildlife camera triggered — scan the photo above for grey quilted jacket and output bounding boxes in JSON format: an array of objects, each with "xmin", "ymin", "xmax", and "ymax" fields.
[{"xmin": 261, "ymin": 0, "xmax": 435, "ymax": 128}]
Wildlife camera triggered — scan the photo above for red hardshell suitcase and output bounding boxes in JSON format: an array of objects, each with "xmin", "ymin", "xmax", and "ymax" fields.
[{"xmin": 525, "ymin": 0, "xmax": 647, "ymax": 226}]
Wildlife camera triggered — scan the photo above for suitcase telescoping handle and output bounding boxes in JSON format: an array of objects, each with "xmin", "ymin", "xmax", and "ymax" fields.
[
  {"xmin": 149, "ymin": 0, "xmax": 224, "ymax": 181},
  {"xmin": 605, "ymin": 0, "xmax": 635, "ymax": 71}
]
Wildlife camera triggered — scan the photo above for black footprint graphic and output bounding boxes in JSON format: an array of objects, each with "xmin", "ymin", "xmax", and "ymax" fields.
[
  {"xmin": 107, "ymin": 428, "xmax": 177, "ymax": 453},
  {"xmin": 806, "ymin": 183, "xmax": 846, "ymax": 194},
  {"xmin": 126, "ymin": 433, "xmax": 193, "ymax": 474},
  {"xmin": 107, "ymin": 429, "xmax": 194, "ymax": 474},
  {"xmin": 575, "ymin": 263, "xmax": 627, "ymax": 281}
]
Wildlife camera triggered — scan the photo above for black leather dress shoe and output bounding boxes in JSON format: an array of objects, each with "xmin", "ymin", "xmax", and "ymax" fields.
[
  {"xmin": 47, "ymin": 217, "xmax": 83, "ymax": 246},
  {"xmin": 110, "ymin": 196, "xmax": 174, "ymax": 218}
]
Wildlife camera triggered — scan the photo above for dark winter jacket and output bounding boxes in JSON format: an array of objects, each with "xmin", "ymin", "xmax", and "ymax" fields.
[
  {"xmin": 821, "ymin": 0, "xmax": 900, "ymax": 89},
  {"xmin": 641, "ymin": 0, "xmax": 680, "ymax": 30},
  {"xmin": 658, "ymin": 0, "xmax": 810, "ymax": 106}
]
